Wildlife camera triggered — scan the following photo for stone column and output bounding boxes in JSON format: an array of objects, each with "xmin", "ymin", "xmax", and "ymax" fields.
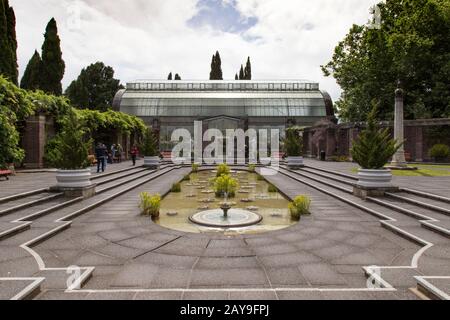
[{"xmin": 390, "ymin": 85, "xmax": 407, "ymax": 167}]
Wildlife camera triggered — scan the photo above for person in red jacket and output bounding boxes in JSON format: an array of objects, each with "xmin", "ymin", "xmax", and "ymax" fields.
[{"xmin": 130, "ymin": 145, "xmax": 139, "ymax": 166}]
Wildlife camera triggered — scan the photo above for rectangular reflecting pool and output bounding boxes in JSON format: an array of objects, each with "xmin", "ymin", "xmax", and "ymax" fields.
[{"xmin": 156, "ymin": 170, "xmax": 296, "ymax": 235}]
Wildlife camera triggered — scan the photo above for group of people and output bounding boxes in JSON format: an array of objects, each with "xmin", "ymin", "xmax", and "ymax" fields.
[{"xmin": 95, "ymin": 143, "xmax": 139, "ymax": 173}]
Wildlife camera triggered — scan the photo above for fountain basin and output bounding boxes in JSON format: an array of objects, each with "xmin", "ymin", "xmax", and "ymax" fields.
[{"xmin": 189, "ymin": 209, "xmax": 263, "ymax": 228}]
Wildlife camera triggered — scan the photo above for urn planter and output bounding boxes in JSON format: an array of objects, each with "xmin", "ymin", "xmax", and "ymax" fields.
[
  {"xmin": 259, "ymin": 157, "xmax": 272, "ymax": 166},
  {"xmin": 287, "ymin": 156, "xmax": 304, "ymax": 169},
  {"xmin": 144, "ymin": 156, "xmax": 161, "ymax": 169},
  {"xmin": 356, "ymin": 169, "xmax": 393, "ymax": 188},
  {"xmin": 56, "ymin": 169, "xmax": 92, "ymax": 188},
  {"xmin": 353, "ymin": 169, "xmax": 398, "ymax": 199}
]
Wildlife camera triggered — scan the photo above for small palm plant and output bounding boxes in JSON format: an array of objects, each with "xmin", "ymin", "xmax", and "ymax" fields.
[
  {"xmin": 214, "ymin": 174, "xmax": 239, "ymax": 198},
  {"xmin": 289, "ymin": 195, "xmax": 311, "ymax": 221},
  {"xmin": 351, "ymin": 106, "xmax": 403, "ymax": 169},
  {"xmin": 216, "ymin": 163, "xmax": 231, "ymax": 177}
]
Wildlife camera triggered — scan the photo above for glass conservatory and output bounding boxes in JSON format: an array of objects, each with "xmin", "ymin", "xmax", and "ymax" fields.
[{"xmin": 113, "ymin": 80, "xmax": 334, "ymax": 151}]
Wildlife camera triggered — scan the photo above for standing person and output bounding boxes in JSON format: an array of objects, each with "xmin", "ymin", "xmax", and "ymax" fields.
[
  {"xmin": 131, "ymin": 145, "xmax": 139, "ymax": 166},
  {"xmin": 102, "ymin": 143, "xmax": 108, "ymax": 170},
  {"xmin": 95, "ymin": 143, "xmax": 106, "ymax": 173},
  {"xmin": 111, "ymin": 144, "xmax": 117, "ymax": 163},
  {"xmin": 117, "ymin": 144, "xmax": 123, "ymax": 163}
]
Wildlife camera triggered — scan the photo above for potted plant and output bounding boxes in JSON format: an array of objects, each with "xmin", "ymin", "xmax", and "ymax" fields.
[
  {"xmin": 351, "ymin": 107, "xmax": 403, "ymax": 189},
  {"xmin": 289, "ymin": 195, "xmax": 311, "ymax": 221},
  {"xmin": 139, "ymin": 192, "xmax": 161, "ymax": 219},
  {"xmin": 429, "ymin": 144, "xmax": 450, "ymax": 163},
  {"xmin": 285, "ymin": 127, "xmax": 304, "ymax": 169},
  {"xmin": 141, "ymin": 128, "xmax": 160, "ymax": 169},
  {"xmin": 49, "ymin": 110, "xmax": 93, "ymax": 189}
]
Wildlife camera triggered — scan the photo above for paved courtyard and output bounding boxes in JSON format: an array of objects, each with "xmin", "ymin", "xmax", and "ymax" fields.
[{"xmin": 0, "ymin": 160, "xmax": 449, "ymax": 300}]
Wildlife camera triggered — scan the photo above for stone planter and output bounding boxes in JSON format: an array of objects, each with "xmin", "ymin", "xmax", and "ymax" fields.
[
  {"xmin": 356, "ymin": 169, "xmax": 393, "ymax": 188},
  {"xmin": 287, "ymin": 156, "xmax": 304, "ymax": 169},
  {"xmin": 56, "ymin": 169, "xmax": 92, "ymax": 188},
  {"xmin": 144, "ymin": 156, "xmax": 160, "ymax": 169},
  {"xmin": 260, "ymin": 157, "xmax": 272, "ymax": 165}
]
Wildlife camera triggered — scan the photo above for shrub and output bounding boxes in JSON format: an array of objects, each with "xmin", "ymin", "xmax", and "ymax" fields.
[
  {"xmin": 257, "ymin": 174, "xmax": 265, "ymax": 181},
  {"xmin": 429, "ymin": 144, "xmax": 450, "ymax": 161},
  {"xmin": 351, "ymin": 106, "xmax": 403, "ymax": 169},
  {"xmin": 248, "ymin": 164, "xmax": 256, "ymax": 172},
  {"xmin": 284, "ymin": 128, "xmax": 303, "ymax": 157},
  {"xmin": 45, "ymin": 110, "xmax": 92, "ymax": 170},
  {"xmin": 141, "ymin": 128, "xmax": 158, "ymax": 157},
  {"xmin": 139, "ymin": 193, "xmax": 161, "ymax": 218},
  {"xmin": 171, "ymin": 182, "xmax": 181, "ymax": 192},
  {"xmin": 216, "ymin": 163, "xmax": 231, "ymax": 177},
  {"xmin": 192, "ymin": 163, "xmax": 200, "ymax": 173},
  {"xmin": 182, "ymin": 174, "xmax": 191, "ymax": 182},
  {"xmin": 289, "ymin": 195, "xmax": 311, "ymax": 221},
  {"xmin": 214, "ymin": 175, "xmax": 239, "ymax": 198},
  {"xmin": 268, "ymin": 184, "xmax": 278, "ymax": 193}
]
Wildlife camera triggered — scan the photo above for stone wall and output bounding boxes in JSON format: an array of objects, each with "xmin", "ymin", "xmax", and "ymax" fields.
[{"xmin": 303, "ymin": 118, "xmax": 450, "ymax": 163}]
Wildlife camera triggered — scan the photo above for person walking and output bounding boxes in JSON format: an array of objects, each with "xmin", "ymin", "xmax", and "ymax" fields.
[
  {"xmin": 95, "ymin": 142, "xmax": 107, "ymax": 173},
  {"xmin": 117, "ymin": 144, "xmax": 123, "ymax": 163},
  {"xmin": 131, "ymin": 145, "xmax": 139, "ymax": 166},
  {"xmin": 111, "ymin": 144, "xmax": 117, "ymax": 163}
]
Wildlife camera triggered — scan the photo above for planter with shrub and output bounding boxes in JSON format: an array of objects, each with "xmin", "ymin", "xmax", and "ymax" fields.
[
  {"xmin": 289, "ymin": 195, "xmax": 311, "ymax": 221},
  {"xmin": 142, "ymin": 129, "xmax": 160, "ymax": 169},
  {"xmin": 285, "ymin": 128, "xmax": 304, "ymax": 169},
  {"xmin": 47, "ymin": 111, "xmax": 95, "ymax": 196},
  {"xmin": 139, "ymin": 192, "xmax": 161, "ymax": 219},
  {"xmin": 351, "ymin": 107, "xmax": 403, "ymax": 198},
  {"xmin": 214, "ymin": 174, "xmax": 239, "ymax": 198}
]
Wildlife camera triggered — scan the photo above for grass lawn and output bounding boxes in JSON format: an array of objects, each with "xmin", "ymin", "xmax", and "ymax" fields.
[{"xmin": 351, "ymin": 164, "xmax": 450, "ymax": 177}]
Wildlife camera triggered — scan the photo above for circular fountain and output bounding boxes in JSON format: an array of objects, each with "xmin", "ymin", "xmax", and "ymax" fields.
[{"xmin": 189, "ymin": 193, "xmax": 263, "ymax": 228}]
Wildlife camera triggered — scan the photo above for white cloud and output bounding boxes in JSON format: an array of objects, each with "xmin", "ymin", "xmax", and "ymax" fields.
[{"xmin": 11, "ymin": 0, "xmax": 378, "ymax": 102}]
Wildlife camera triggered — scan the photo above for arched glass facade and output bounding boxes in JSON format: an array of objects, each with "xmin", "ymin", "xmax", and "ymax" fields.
[{"xmin": 113, "ymin": 80, "xmax": 333, "ymax": 151}]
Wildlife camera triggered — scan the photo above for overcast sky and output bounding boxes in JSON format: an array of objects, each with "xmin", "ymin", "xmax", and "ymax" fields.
[{"xmin": 11, "ymin": 0, "xmax": 378, "ymax": 101}]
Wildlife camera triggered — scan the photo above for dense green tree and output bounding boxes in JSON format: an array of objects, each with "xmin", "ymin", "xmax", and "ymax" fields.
[
  {"xmin": 0, "ymin": 0, "xmax": 16, "ymax": 83},
  {"xmin": 209, "ymin": 51, "xmax": 223, "ymax": 80},
  {"xmin": 167, "ymin": 72, "xmax": 172, "ymax": 80},
  {"xmin": 40, "ymin": 18, "xmax": 65, "ymax": 95},
  {"xmin": 174, "ymin": 73, "xmax": 181, "ymax": 80},
  {"xmin": 235, "ymin": 73, "xmax": 238, "ymax": 80},
  {"xmin": 244, "ymin": 57, "xmax": 252, "ymax": 80},
  {"xmin": 20, "ymin": 50, "xmax": 42, "ymax": 90},
  {"xmin": 239, "ymin": 65, "xmax": 244, "ymax": 80},
  {"xmin": 65, "ymin": 62, "xmax": 122, "ymax": 112},
  {"xmin": 322, "ymin": 0, "xmax": 450, "ymax": 122}
]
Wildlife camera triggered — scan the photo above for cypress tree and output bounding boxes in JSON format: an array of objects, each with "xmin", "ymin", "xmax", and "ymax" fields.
[
  {"xmin": 40, "ymin": 18, "xmax": 65, "ymax": 95},
  {"xmin": 235, "ymin": 74, "xmax": 238, "ymax": 80},
  {"xmin": 215, "ymin": 51, "xmax": 223, "ymax": 80},
  {"xmin": 174, "ymin": 74, "xmax": 181, "ymax": 80},
  {"xmin": 244, "ymin": 57, "xmax": 252, "ymax": 80},
  {"xmin": 0, "ymin": 0, "xmax": 14, "ymax": 82},
  {"xmin": 209, "ymin": 51, "xmax": 223, "ymax": 80},
  {"xmin": 239, "ymin": 65, "xmax": 244, "ymax": 80},
  {"xmin": 209, "ymin": 54, "xmax": 216, "ymax": 80},
  {"xmin": 168, "ymin": 72, "xmax": 172, "ymax": 80},
  {"xmin": 20, "ymin": 50, "xmax": 42, "ymax": 90},
  {"xmin": 4, "ymin": 0, "xmax": 17, "ymax": 84}
]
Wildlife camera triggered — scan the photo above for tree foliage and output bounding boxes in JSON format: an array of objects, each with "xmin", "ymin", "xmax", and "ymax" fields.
[
  {"xmin": 322, "ymin": 0, "xmax": 450, "ymax": 122},
  {"xmin": 351, "ymin": 105, "xmax": 403, "ymax": 169},
  {"xmin": 20, "ymin": 50, "xmax": 42, "ymax": 90},
  {"xmin": 141, "ymin": 128, "xmax": 159, "ymax": 156},
  {"xmin": 40, "ymin": 18, "xmax": 65, "ymax": 95},
  {"xmin": 0, "ymin": 0, "xmax": 17, "ymax": 84},
  {"xmin": 65, "ymin": 62, "xmax": 122, "ymax": 112},
  {"xmin": 46, "ymin": 109, "xmax": 92, "ymax": 170},
  {"xmin": 209, "ymin": 51, "xmax": 223, "ymax": 80},
  {"xmin": 284, "ymin": 128, "xmax": 303, "ymax": 157}
]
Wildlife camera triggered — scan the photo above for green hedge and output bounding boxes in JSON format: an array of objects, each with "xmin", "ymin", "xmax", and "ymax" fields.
[{"xmin": 0, "ymin": 76, "xmax": 146, "ymax": 168}]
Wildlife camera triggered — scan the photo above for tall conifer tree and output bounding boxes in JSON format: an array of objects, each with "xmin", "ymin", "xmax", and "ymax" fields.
[
  {"xmin": 0, "ymin": 0, "xmax": 15, "ymax": 83},
  {"xmin": 167, "ymin": 72, "xmax": 173, "ymax": 80},
  {"xmin": 239, "ymin": 65, "xmax": 244, "ymax": 80},
  {"xmin": 244, "ymin": 57, "xmax": 252, "ymax": 80},
  {"xmin": 40, "ymin": 18, "xmax": 65, "ymax": 95},
  {"xmin": 20, "ymin": 50, "xmax": 42, "ymax": 90}
]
